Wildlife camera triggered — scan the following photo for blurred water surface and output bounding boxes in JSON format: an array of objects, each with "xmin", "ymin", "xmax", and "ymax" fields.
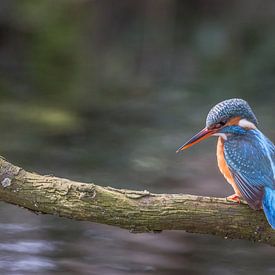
[{"xmin": 0, "ymin": 1, "xmax": 274, "ymax": 274}]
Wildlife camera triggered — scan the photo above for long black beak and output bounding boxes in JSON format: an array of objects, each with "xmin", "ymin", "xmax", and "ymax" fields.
[{"xmin": 176, "ymin": 127, "xmax": 215, "ymax": 153}]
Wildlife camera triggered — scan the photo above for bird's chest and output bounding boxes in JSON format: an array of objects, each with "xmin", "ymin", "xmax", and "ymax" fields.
[{"xmin": 216, "ymin": 137, "xmax": 241, "ymax": 195}]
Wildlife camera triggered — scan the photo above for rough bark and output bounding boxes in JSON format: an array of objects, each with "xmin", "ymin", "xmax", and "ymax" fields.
[{"xmin": 0, "ymin": 157, "xmax": 274, "ymax": 246}]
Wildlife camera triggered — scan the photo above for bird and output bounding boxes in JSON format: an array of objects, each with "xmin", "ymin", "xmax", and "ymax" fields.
[{"xmin": 176, "ymin": 98, "xmax": 275, "ymax": 229}]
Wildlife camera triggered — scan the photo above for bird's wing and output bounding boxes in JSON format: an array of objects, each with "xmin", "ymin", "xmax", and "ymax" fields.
[{"xmin": 224, "ymin": 130, "xmax": 275, "ymax": 209}]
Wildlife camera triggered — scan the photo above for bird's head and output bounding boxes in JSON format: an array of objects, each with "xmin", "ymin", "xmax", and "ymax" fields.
[{"xmin": 177, "ymin": 98, "xmax": 258, "ymax": 152}]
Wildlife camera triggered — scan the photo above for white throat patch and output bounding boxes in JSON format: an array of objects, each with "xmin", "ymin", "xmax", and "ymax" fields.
[{"xmin": 213, "ymin": 133, "xmax": 227, "ymax": 140}]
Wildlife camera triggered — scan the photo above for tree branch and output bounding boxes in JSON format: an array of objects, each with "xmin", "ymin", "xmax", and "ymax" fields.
[{"xmin": 0, "ymin": 157, "xmax": 273, "ymax": 246}]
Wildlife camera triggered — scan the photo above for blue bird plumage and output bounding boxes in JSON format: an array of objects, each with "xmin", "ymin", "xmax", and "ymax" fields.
[
  {"xmin": 223, "ymin": 128, "xmax": 275, "ymax": 212},
  {"xmin": 177, "ymin": 98, "xmax": 275, "ymax": 229},
  {"xmin": 206, "ymin": 98, "xmax": 258, "ymax": 128},
  {"xmin": 263, "ymin": 187, "xmax": 275, "ymax": 229}
]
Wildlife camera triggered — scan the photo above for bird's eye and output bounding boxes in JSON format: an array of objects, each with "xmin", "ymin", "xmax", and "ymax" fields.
[
  {"xmin": 219, "ymin": 120, "xmax": 226, "ymax": 126},
  {"xmin": 215, "ymin": 120, "xmax": 226, "ymax": 128}
]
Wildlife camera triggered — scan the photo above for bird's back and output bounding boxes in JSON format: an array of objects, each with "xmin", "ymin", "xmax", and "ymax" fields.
[{"xmin": 223, "ymin": 129, "xmax": 274, "ymax": 210}]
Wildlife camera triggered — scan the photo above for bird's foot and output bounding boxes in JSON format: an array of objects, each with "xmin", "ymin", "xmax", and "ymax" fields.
[{"xmin": 226, "ymin": 194, "xmax": 241, "ymax": 203}]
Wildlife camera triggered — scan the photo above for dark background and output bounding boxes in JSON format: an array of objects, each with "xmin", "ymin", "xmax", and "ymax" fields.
[{"xmin": 0, "ymin": 1, "xmax": 274, "ymax": 274}]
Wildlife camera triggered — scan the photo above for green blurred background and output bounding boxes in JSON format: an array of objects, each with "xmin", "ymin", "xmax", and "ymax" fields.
[{"xmin": 0, "ymin": 1, "xmax": 274, "ymax": 274}]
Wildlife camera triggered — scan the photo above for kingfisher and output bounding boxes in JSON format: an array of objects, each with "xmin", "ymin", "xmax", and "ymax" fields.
[{"xmin": 177, "ymin": 98, "xmax": 275, "ymax": 229}]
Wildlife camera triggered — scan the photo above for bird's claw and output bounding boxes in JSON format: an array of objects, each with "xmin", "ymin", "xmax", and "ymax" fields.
[{"xmin": 226, "ymin": 194, "xmax": 241, "ymax": 203}]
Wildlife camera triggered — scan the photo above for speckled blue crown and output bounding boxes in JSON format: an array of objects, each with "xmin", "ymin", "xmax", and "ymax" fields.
[{"xmin": 206, "ymin": 98, "xmax": 258, "ymax": 127}]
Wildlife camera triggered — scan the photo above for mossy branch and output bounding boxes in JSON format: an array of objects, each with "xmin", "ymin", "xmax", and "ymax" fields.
[{"xmin": 0, "ymin": 157, "xmax": 274, "ymax": 245}]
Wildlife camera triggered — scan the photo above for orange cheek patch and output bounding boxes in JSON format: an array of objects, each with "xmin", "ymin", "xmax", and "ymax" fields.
[{"xmin": 227, "ymin": 116, "xmax": 241, "ymax": 126}]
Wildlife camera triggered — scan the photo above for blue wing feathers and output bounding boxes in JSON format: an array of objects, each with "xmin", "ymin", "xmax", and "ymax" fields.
[
  {"xmin": 233, "ymin": 172, "xmax": 263, "ymax": 209},
  {"xmin": 224, "ymin": 129, "xmax": 275, "ymax": 212}
]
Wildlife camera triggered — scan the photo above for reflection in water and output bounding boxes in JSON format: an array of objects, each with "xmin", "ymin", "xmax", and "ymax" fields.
[
  {"xmin": 0, "ymin": 256, "xmax": 56, "ymax": 273},
  {"xmin": 0, "ymin": 203, "xmax": 275, "ymax": 274},
  {"xmin": 0, "ymin": 221, "xmax": 57, "ymax": 273},
  {"xmin": 0, "ymin": 240, "xmax": 55, "ymax": 253},
  {"xmin": 0, "ymin": 224, "xmax": 38, "ymax": 233}
]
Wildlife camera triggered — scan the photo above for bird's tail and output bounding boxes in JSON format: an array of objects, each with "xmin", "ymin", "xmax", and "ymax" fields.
[{"xmin": 262, "ymin": 187, "xmax": 275, "ymax": 229}]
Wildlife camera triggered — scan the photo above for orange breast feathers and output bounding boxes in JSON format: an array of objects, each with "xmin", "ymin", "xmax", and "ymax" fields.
[{"xmin": 216, "ymin": 137, "xmax": 241, "ymax": 196}]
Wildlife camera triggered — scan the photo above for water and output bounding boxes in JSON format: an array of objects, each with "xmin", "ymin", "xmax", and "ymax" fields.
[
  {"xmin": 0, "ymin": 1, "xmax": 275, "ymax": 274},
  {"xmin": 0, "ymin": 93, "xmax": 274, "ymax": 275},
  {"xmin": 1, "ymin": 204, "xmax": 275, "ymax": 275}
]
